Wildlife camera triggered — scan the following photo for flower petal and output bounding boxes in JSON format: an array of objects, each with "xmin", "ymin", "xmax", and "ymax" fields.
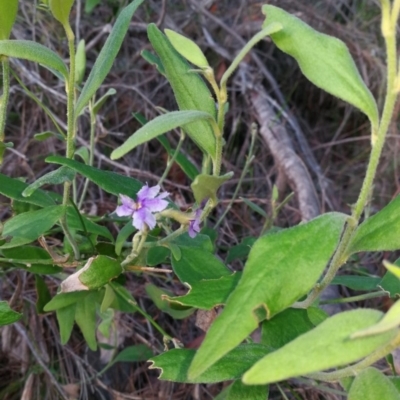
[
  {"xmin": 115, "ymin": 195, "xmax": 135, "ymax": 216},
  {"xmin": 133, "ymin": 207, "xmax": 157, "ymax": 231},
  {"xmin": 142, "ymin": 198, "xmax": 169, "ymax": 212},
  {"xmin": 137, "ymin": 184, "xmax": 160, "ymax": 201},
  {"xmin": 188, "ymin": 218, "xmax": 201, "ymax": 238}
]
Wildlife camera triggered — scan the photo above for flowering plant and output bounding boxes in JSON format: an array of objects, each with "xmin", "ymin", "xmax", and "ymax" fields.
[{"xmin": 1, "ymin": 0, "xmax": 400, "ymax": 399}]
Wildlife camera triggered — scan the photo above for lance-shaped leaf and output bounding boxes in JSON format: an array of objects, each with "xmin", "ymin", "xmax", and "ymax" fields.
[
  {"xmin": 188, "ymin": 213, "xmax": 347, "ymax": 379},
  {"xmin": 0, "ymin": 301, "xmax": 22, "ymax": 326},
  {"xmin": 1, "ymin": 206, "xmax": 64, "ymax": 249},
  {"xmin": 191, "ymin": 172, "xmax": 234, "ymax": 205},
  {"xmin": 46, "ymin": 156, "xmax": 142, "ymax": 198},
  {"xmin": 348, "ymin": 196, "xmax": 400, "ymax": 254},
  {"xmin": 216, "ymin": 381, "xmax": 268, "ymax": 400},
  {"xmin": 262, "ymin": 5, "xmax": 378, "ymax": 128},
  {"xmin": 149, "ymin": 344, "xmax": 271, "ymax": 383},
  {"xmin": 49, "ymin": 0, "xmax": 75, "ymax": 26},
  {"xmin": 75, "ymin": 0, "xmax": 144, "ymax": 116},
  {"xmin": 75, "ymin": 39, "xmax": 86, "ymax": 85},
  {"xmin": 165, "ymin": 29, "xmax": 209, "ymax": 68},
  {"xmin": 0, "ymin": 0, "xmax": 18, "ymax": 40},
  {"xmin": 111, "ymin": 110, "xmax": 215, "ymax": 160},
  {"xmin": 0, "ymin": 40, "xmax": 69, "ymax": 80},
  {"xmin": 348, "ymin": 368, "xmax": 400, "ymax": 400},
  {"xmin": 148, "ymin": 24, "xmax": 217, "ymax": 158},
  {"xmin": 22, "ymin": 166, "xmax": 75, "ymax": 197},
  {"xmin": 243, "ymin": 309, "xmax": 397, "ymax": 385}
]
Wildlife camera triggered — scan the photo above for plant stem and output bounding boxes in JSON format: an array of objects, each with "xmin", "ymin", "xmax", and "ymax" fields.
[
  {"xmin": 319, "ymin": 290, "xmax": 388, "ymax": 305},
  {"xmin": 295, "ymin": 7, "xmax": 398, "ymax": 308},
  {"xmin": 307, "ymin": 330, "xmax": 400, "ymax": 382},
  {"xmin": 215, "ymin": 123, "xmax": 257, "ymax": 228},
  {"xmin": 60, "ymin": 23, "xmax": 80, "ymax": 260},
  {"xmin": 0, "ymin": 58, "xmax": 10, "ymax": 143}
]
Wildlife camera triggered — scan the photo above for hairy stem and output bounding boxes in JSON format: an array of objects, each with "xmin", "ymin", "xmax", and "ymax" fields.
[{"xmin": 0, "ymin": 58, "xmax": 10, "ymax": 143}]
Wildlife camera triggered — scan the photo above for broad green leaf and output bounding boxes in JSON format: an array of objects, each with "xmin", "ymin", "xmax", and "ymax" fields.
[
  {"xmin": 191, "ymin": 172, "xmax": 233, "ymax": 205},
  {"xmin": 49, "ymin": 0, "xmax": 74, "ymax": 26},
  {"xmin": 0, "ymin": 301, "xmax": 22, "ymax": 326},
  {"xmin": 111, "ymin": 111, "xmax": 215, "ymax": 160},
  {"xmin": 351, "ymin": 300, "xmax": 400, "ymax": 338},
  {"xmin": 348, "ymin": 196, "xmax": 400, "ymax": 254},
  {"xmin": 215, "ymin": 381, "xmax": 268, "ymax": 400},
  {"xmin": 147, "ymin": 24, "xmax": 217, "ymax": 158},
  {"xmin": 226, "ymin": 237, "xmax": 257, "ymax": 263},
  {"xmin": 348, "ymin": 368, "xmax": 400, "ymax": 400},
  {"xmin": 44, "ymin": 291, "xmax": 91, "ymax": 311},
  {"xmin": 75, "ymin": 0, "xmax": 144, "ymax": 116},
  {"xmin": 35, "ymin": 275, "xmax": 52, "ymax": 314},
  {"xmin": 115, "ymin": 222, "xmax": 136, "ymax": 256},
  {"xmin": 261, "ymin": 308, "xmax": 316, "ymax": 350},
  {"xmin": 56, "ymin": 303, "xmax": 76, "ymax": 344},
  {"xmin": 167, "ymin": 273, "xmax": 241, "ymax": 310},
  {"xmin": 146, "ymin": 246, "xmax": 170, "ymax": 266},
  {"xmin": 171, "ymin": 234, "xmax": 231, "ymax": 285},
  {"xmin": 262, "ymin": 5, "xmax": 378, "ymax": 128},
  {"xmin": 75, "ymin": 291, "xmax": 100, "ymax": 351},
  {"xmin": 331, "ymin": 275, "xmax": 381, "ymax": 291},
  {"xmin": 1, "ymin": 206, "xmax": 64, "ymax": 249},
  {"xmin": 22, "ymin": 167, "xmax": 75, "ymax": 197},
  {"xmin": 165, "ymin": 29, "xmax": 209, "ymax": 68},
  {"xmin": 307, "ymin": 307, "xmax": 329, "ymax": 326},
  {"xmin": 188, "ymin": 213, "xmax": 347, "ymax": 379},
  {"xmin": 46, "ymin": 155, "xmax": 142, "ymax": 198},
  {"xmin": 109, "ymin": 281, "xmax": 138, "ymax": 313},
  {"xmin": 0, "ymin": 0, "xmax": 18, "ymax": 40},
  {"xmin": 0, "ymin": 172, "xmax": 57, "ymax": 207},
  {"xmin": 79, "ymin": 255, "xmax": 123, "ymax": 290},
  {"xmin": 145, "ymin": 284, "xmax": 194, "ymax": 319},
  {"xmin": 75, "ymin": 146, "xmax": 90, "ymax": 164},
  {"xmin": 149, "ymin": 344, "xmax": 271, "ymax": 383},
  {"xmin": 380, "ymin": 268, "xmax": 400, "ymax": 298},
  {"xmin": 243, "ymin": 309, "xmax": 397, "ymax": 385},
  {"xmin": 0, "ymin": 40, "xmax": 69, "ymax": 80},
  {"xmin": 75, "ymin": 39, "xmax": 86, "ymax": 85}
]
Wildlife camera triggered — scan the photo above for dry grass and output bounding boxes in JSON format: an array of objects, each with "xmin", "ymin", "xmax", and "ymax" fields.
[{"xmin": 0, "ymin": 0, "xmax": 395, "ymax": 399}]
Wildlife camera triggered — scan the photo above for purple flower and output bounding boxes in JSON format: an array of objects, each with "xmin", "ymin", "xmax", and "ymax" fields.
[
  {"xmin": 188, "ymin": 207, "xmax": 202, "ymax": 238},
  {"xmin": 115, "ymin": 184, "xmax": 169, "ymax": 231}
]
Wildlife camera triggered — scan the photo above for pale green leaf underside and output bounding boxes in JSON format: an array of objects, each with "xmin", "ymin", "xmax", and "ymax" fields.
[
  {"xmin": 188, "ymin": 212, "xmax": 347, "ymax": 379},
  {"xmin": 111, "ymin": 110, "xmax": 215, "ymax": 160},
  {"xmin": 243, "ymin": 309, "xmax": 397, "ymax": 385},
  {"xmin": 262, "ymin": 5, "xmax": 378, "ymax": 128}
]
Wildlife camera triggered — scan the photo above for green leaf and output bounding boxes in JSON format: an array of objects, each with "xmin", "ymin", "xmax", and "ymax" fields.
[
  {"xmin": 100, "ymin": 284, "xmax": 116, "ymax": 313},
  {"xmin": 262, "ymin": 5, "xmax": 378, "ymax": 128},
  {"xmin": 149, "ymin": 344, "xmax": 271, "ymax": 383},
  {"xmin": 79, "ymin": 255, "xmax": 123, "ymax": 290},
  {"xmin": 22, "ymin": 167, "xmax": 75, "ymax": 197},
  {"xmin": 145, "ymin": 284, "xmax": 194, "ymax": 319},
  {"xmin": 0, "ymin": 301, "xmax": 22, "ymax": 326},
  {"xmin": 261, "ymin": 308, "xmax": 317, "ymax": 350},
  {"xmin": 0, "ymin": 172, "xmax": 58, "ymax": 207},
  {"xmin": 165, "ymin": 29, "xmax": 209, "ymax": 68},
  {"xmin": 115, "ymin": 222, "xmax": 136, "ymax": 256},
  {"xmin": 75, "ymin": 0, "xmax": 144, "ymax": 116},
  {"xmin": 243, "ymin": 309, "xmax": 397, "ymax": 385},
  {"xmin": 171, "ymin": 234, "xmax": 231, "ymax": 285},
  {"xmin": 111, "ymin": 110, "xmax": 215, "ymax": 160},
  {"xmin": 147, "ymin": 24, "xmax": 217, "ymax": 158},
  {"xmin": 1, "ymin": 206, "xmax": 64, "ymax": 249},
  {"xmin": 109, "ymin": 281, "xmax": 137, "ymax": 313},
  {"xmin": 112, "ymin": 344, "xmax": 153, "ymax": 363},
  {"xmin": 191, "ymin": 172, "xmax": 233, "ymax": 205},
  {"xmin": 85, "ymin": 0, "xmax": 101, "ymax": 14},
  {"xmin": 141, "ymin": 49, "xmax": 165, "ymax": 76},
  {"xmin": 188, "ymin": 212, "xmax": 347, "ymax": 379},
  {"xmin": 93, "ymin": 88, "xmax": 116, "ymax": 115},
  {"xmin": 167, "ymin": 273, "xmax": 241, "ymax": 310},
  {"xmin": 0, "ymin": 40, "xmax": 69, "ymax": 80},
  {"xmin": 75, "ymin": 39, "xmax": 86, "ymax": 85},
  {"xmin": 0, "ymin": 0, "xmax": 18, "ymax": 40},
  {"xmin": 226, "ymin": 237, "xmax": 257, "ymax": 263},
  {"xmin": 56, "ymin": 303, "xmax": 76, "ymax": 344},
  {"xmin": 49, "ymin": 0, "xmax": 74, "ymax": 26},
  {"xmin": 35, "ymin": 275, "xmax": 52, "ymax": 314},
  {"xmin": 331, "ymin": 275, "xmax": 381, "ymax": 291},
  {"xmin": 33, "ymin": 131, "xmax": 63, "ymax": 142},
  {"xmin": 348, "ymin": 368, "xmax": 400, "ymax": 400},
  {"xmin": 74, "ymin": 291, "xmax": 100, "ymax": 351},
  {"xmin": 75, "ymin": 146, "xmax": 90, "ymax": 164},
  {"xmin": 348, "ymin": 196, "xmax": 400, "ymax": 254},
  {"xmin": 146, "ymin": 246, "xmax": 170, "ymax": 266},
  {"xmin": 351, "ymin": 300, "xmax": 400, "ymax": 338},
  {"xmin": 46, "ymin": 155, "xmax": 142, "ymax": 198},
  {"xmin": 240, "ymin": 198, "xmax": 268, "ymax": 218},
  {"xmin": 380, "ymin": 269, "xmax": 400, "ymax": 298},
  {"xmin": 216, "ymin": 381, "xmax": 268, "ymax": 400},
  {"xmin": 44, "ymin": 291, "xmax": 91, "ymax": 311}
]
